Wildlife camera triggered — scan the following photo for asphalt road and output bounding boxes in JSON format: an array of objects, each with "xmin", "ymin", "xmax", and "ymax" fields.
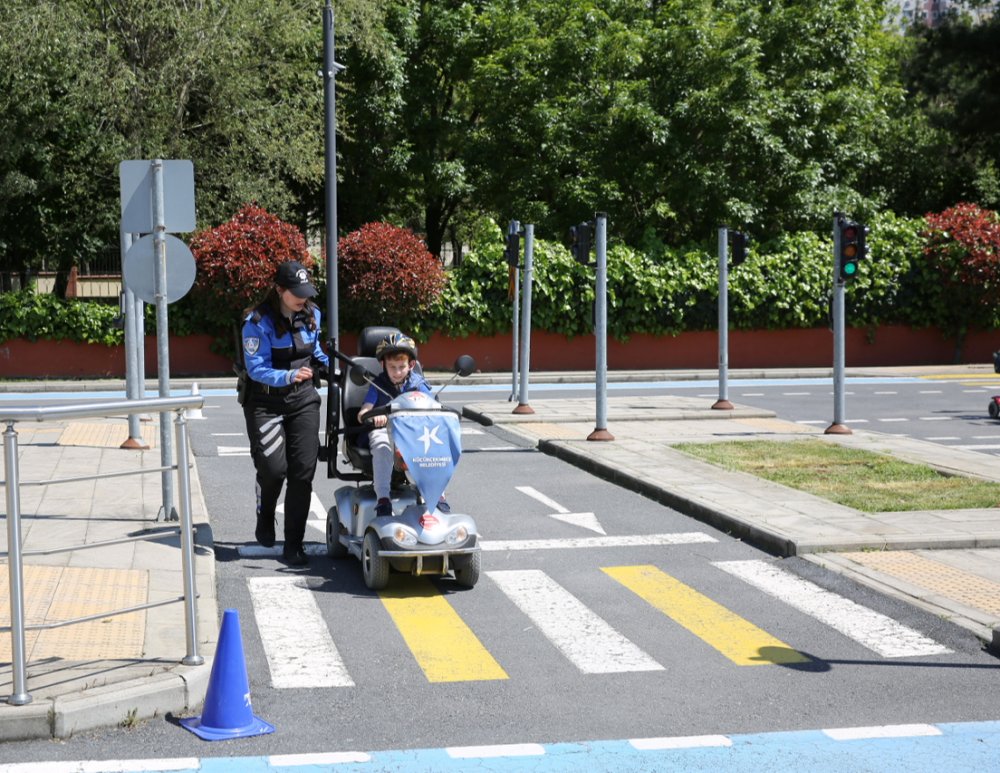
[{"xmin": 3, "ymin": 384, "xmax": 998, "ymax": 769}]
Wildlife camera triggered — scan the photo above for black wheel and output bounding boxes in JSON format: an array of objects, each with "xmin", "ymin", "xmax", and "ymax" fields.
[
  {"xmin": 362, "ymin": 531, "xmax": 390, "ymax": 590},
  {"xmin": 990, "ymin": 400, "xmax": 1000, "ymax": 420},
  {"xmin": 326, "ymin": 507, "xmax": 348, "ymax": 559},
  {"xmin": 453, "ymin": 552, "xmax": 481, "ymax": 588}
]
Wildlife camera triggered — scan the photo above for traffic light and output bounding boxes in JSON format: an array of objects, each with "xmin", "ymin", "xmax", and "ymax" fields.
[
  {"xmin": 505, "ymin": 230, "xmax": 520, "ymax": 267},
  {"xmin": 730, "ymin": 230, "xmax": 747, "ymax": 266},
  {"xmin": 837, "ymin": 217, "xmax": 867, "ymax": 282},
  {"xmin": 569, "ymin": 221, "xmax": 592, "ymax": 264}
]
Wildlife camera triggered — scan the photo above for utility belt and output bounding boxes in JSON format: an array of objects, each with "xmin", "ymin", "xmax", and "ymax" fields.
[{"xmin": 252, "ymin": 380, "xmax": 312, "ymax": 397}]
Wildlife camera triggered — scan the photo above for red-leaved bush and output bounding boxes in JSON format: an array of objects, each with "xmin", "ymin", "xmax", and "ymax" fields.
[
  {"xmin": 189, "ymin": 204, "xmax": 315, "ymax": 333},
  {"xmin": 922, "ymin": 202, "xmax": 1000, "ymax": 352},
  {"xmin": 337, "ymin": 222, "xmax": 446, "ymax": 330}
]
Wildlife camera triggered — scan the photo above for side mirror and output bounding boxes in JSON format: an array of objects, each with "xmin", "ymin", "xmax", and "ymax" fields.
[
  {"xmin": 454, "ymin": 355, "xmax": 476, "ymax": 377},
  {"xmin": 349, "ymin": 364, "xmax": 372, "ymax": 386}
]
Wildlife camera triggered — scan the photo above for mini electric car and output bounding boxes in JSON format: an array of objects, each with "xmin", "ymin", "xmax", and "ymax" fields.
[{"xmin": 323, "ymin": 327, "xmax": 480, "ymax": 590}]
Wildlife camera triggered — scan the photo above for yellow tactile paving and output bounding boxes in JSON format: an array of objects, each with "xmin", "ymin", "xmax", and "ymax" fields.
[
  {"xmin": 0, "ymin": 565, "xmax": 147, "ymax": 661},
  {"xmin": 840, "ymin": 551, "xmax": 1000, "ymax": 617},
  {"xmin": 58, "ymin": 422, "xmax": 158, "ymax": 448}
]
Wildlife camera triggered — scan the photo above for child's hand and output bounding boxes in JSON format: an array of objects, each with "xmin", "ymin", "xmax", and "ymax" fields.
[{"xmin": 371, "ymin": 415, "xmax": 388, "ymax": 428}]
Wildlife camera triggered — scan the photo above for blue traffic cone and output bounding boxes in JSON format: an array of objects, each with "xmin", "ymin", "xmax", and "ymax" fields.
[{"xmin": 180, "ymin": 608, "xmax": 275, "ymax": 740}]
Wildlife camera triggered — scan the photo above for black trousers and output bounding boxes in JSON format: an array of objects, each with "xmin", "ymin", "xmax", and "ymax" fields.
[{"xmin": 243, "ymin": 386, "xmax": 321, "ymax": 552}]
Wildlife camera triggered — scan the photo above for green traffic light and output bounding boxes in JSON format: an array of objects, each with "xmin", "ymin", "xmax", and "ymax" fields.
[{"xmin": 844, "ymin": 262, "xmax": 857, "ymax": 275}]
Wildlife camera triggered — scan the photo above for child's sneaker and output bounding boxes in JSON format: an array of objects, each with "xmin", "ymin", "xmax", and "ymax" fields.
[
  {"xmin": 436, "ymin": 497, "xmax": 451, "ymax": 514},
  {"xmin": 375, "ymin": 498, "xmax": 394, "ymax": 518}
]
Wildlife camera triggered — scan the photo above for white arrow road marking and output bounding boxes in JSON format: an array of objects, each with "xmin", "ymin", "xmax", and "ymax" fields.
[
  {"xmin": 488, "ymin": 569, "xmax": 663, "ymax": 674},
  {"xmin": 714, "ymin": 560, "xmax": 951, "ymax": 658},
  {"xmin": 515, "ymin": 485, "xmax": 606, "ymax": 535},
  {"xmin": 247, "ymin": 576, "xmax": 354, "ymax": 687}
]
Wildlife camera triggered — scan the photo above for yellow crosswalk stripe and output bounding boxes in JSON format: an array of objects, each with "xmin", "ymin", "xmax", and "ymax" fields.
[
  {"xmin": 603, "ymin": 565, "xmax": 809, "ymax": 666},
  {"xmin": 379, "ymin": 579, "xmax": 509, "ymax": 683}
]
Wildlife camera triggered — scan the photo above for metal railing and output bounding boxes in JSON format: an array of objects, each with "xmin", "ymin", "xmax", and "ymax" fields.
[{"xmin": 0, "ymin": 396, "xmax": 206, "ymax": 706}]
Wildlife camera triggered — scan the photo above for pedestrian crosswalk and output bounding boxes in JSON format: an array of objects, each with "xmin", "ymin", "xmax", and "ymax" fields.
[{"xmin": 245, "ymin": 552, "xmax": 954, "ymax": 690}]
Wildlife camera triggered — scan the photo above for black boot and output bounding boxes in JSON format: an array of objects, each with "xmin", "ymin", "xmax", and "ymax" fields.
[{"xmin": 255, "ymin": 512, "xmax": 276, "ymax": 548}]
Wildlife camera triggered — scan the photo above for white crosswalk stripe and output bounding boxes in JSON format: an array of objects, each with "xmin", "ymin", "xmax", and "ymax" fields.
[
  {"xmin": 714, "ymin": 560, "xmax": 951, "ymax": 658},
  {"xmin": 247, "ymin": 577, "xmax": 355, "ymax": 688},
  {"xmin": 486, "ymin": 569, "xmax": 664, "ymax": 674}
]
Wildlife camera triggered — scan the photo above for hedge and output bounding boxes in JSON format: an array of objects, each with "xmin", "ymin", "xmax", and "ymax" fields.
[{"xmin": 2, "ymin": 210, "xmax": 997, "ymax": 348}]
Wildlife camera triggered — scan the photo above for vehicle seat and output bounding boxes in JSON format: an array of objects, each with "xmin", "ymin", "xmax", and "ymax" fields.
[{"xmin": 341, "ymin": 326, "xmax": 402, "ymax": 475}]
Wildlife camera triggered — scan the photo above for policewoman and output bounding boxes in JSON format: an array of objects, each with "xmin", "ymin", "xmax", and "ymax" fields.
[{"xmin": 241, "ymin": 260, "xmax": 329, "ymax": 567}]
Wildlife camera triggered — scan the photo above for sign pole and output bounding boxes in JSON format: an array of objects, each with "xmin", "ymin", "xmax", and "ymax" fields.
[{"xmin": 152, "ymin": 159, "xmax": 176, "ymax": 520}]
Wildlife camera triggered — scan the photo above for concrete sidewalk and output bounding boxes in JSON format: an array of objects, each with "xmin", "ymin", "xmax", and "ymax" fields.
[
  {"xmin": 2, "ymin": 364, "xmax": 1000, "ymax": 741},
  {"xmin": 0, "ymin": 416, "xmax": 217, "ymax": 740}
]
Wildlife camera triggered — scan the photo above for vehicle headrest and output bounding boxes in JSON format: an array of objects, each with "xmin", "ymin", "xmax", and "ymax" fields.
[{"xmin": 358, "ymin": 326, "xmax": 403, "ymax": 357}]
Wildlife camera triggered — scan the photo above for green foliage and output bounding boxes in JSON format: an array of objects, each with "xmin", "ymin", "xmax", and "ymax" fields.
[
  {"xmin": 337, "ymin": 222, "xmax": 447, "ymax": 332},
  {"xmin": 918, "ymin": 203, "xmax": 1000, "ymax": 347},
  {"xmin": 185, "ymin": 204, "xmax": 316, "ymax": 337},
  {"xmin": 9, "ymin": 210, "xmax": 1000, "ymax": 352},
  {"xmin": 0, "ymin": 290, "xmax": 124, "ymax": 345}
]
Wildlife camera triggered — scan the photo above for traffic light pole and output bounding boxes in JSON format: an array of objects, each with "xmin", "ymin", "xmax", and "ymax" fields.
[
  {"xmin": 588, "ymin": 213, "xmax": 614, "ymax": 441},
  {"xmin": 513, "ymin": 224, "xmax": 535, "ymax": 414},
  {"xmin": 827, "ymin": 213, "xmax": 851, "ymax": 435},
  {"xmin": 508, "ymin": 219, "xmax": 521, "ymax": 401},
  {"xmin": 714, "ymin": 226, "xmax": 733, "ymax": 410}
]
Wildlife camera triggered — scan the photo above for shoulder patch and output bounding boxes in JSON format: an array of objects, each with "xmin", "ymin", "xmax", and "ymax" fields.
[{"xmin": 243, "ymin": 337, "xmax": 260, "ymax": 356}]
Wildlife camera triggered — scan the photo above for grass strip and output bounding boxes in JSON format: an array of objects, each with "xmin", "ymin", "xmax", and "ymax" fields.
[{"xmin": 673, "ymin": 438, "xmax": 1000, "ymax": 513}]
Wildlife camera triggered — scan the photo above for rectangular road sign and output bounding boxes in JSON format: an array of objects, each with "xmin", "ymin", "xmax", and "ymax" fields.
[{"xmin": 119, "ymin": 159, "xmax": 196, "ymax": 234}]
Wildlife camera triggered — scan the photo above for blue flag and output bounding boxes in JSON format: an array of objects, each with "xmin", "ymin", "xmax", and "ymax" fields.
[{"xmin": 390, "ymin": 412, "xmax": 462, "ymax": 513}]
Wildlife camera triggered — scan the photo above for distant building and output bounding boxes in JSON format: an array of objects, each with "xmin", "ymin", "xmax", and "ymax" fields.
[{"xmin": 888, "ymin": 0, "xmax": 997, "ymax": 29}]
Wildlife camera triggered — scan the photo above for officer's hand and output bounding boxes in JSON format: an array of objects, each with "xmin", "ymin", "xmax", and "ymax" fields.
[{"xmin": 293, "ymin": 366, "xmax": 313, "ymax": 384}]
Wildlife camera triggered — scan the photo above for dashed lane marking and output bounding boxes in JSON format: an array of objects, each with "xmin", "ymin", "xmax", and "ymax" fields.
[
  {"xmin": 715, "ymin": 560, "xmax": 951, "ymax": 658},
  {"xmin": 603, "ymin": 564, "xmax": 808, "ymax": 666}
]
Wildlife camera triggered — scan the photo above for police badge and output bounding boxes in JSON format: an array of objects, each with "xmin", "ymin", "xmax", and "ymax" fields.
[{"xmin": 244, "ymin": 337, "xmax": 260, "ymax": 356}]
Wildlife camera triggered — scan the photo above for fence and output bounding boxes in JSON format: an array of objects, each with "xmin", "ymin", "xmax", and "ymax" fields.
[
  {"xmin": 2, "ymin": 245, "xmax": 123, "ymax": 298},
  {"xmin": 0, "ymin": 395, "xmax": 205, "ymax": 706}
]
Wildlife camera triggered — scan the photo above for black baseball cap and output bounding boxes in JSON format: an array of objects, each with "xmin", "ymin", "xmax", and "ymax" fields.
[{"xmin": 275, "ymin": 260, "xmax": 317, "ymax": 298}]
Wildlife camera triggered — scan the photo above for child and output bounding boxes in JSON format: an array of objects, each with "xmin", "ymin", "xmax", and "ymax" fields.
[{"xmin": 357, "ymin": 332, "xmax": 433, "ymax": 517}]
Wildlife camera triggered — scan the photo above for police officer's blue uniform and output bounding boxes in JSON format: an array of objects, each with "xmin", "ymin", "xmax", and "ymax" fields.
[{"xmin": 242, "ymin": 300, "xmax": 329, "ymax": 564}]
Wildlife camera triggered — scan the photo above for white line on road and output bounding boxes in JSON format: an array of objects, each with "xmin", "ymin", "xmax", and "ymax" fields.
[
  {"xmin": 877, "ymin": 418, "xmax": 908, "ymax": 422},
  {"xmin": 782, "ymin": 392, "xmax": 812, "ymax": 396},
  {"xmin": 218, "ymin": 445, "xmax": 250, "ymax": 457},
  {"xmin": 918, "ymin": 416, "xmax": 953, "ymax": 421},
  {"xmin": 487, "ymin": 569, "xmax": 664, "ymax": 674},
  {"xmin": 247, "ymin": 577, "xmax": 355, "ymax": 688},
  {"xmin": 919, "ymin": 390, "xmax": 943, "ymax": 394},
  {"xmin": 926, "ymin": 436, "xmax": 960, "ymax": 441},
  {"xmin": 481, "ymin": 533, "xmax": 716, "ymax": 551},
  {"xmin": 823, "ymin": 724, "xmax": 941, "ymax": 741},
  {"xmin": 950, "ymin": 444, "xmax": 1000, "ymax": 450},
  {"xmin": 873, "ymin": 391, "xmax": 898, "ymax": 395},
  {"xmin": 714, "ymin": 560, "xmax": 951, "ymax": 658}
]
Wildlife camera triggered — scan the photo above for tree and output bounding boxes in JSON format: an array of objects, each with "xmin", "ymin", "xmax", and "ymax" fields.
[
  {"xmin": 0, "ymin": 0, "xmax": 382, "ymax": 282},
  {"xmin": 897, "ymin": 12, "xmax": 1000, "ymax": 211}
]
